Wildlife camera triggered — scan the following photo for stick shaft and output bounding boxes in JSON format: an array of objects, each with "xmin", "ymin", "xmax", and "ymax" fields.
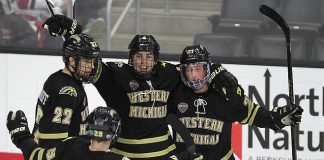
[
  {"xmin": 287, "ymin": 41, "xmax": 297, "ymax": 160},
  {"xmin": 45, "ymin": 0, "xmax": 55, "ymax": 16},
  {"xmin": 259, "ymin": 5, "xmax": 296, "ymax": 160}
]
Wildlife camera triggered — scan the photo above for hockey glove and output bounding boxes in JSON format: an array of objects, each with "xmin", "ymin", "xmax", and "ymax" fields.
[
  {"xmin": 212, "ymin": 72, "xmax": 245, "ymax": 105},
  {"xmin": 227, "ymin": 85, "xmax": 247, "ymax": 107},
  {"xmin": 270, "ymin": 104, "xmax": 303, "ymax": 131},
  {"xmin": 211, "ymin": 71, "xmax": 239, "ymax": 100},
  {"xmin": 169, "ymin": 152, "xmax": 203, "ymax": 160},
  {"xmin": 6, "ymin": 110, "xmax": 32, "ymax": 147},
  {"xmin": 190, "ymin": 153, "xmax": 203, "ymax": 160},
  {"xmin": 42, "ymin": 15, "xmax": 82, "ymax": 37}
]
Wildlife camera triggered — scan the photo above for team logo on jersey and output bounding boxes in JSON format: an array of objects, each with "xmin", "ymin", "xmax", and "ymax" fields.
[
  {"xmin": 129, "ymin": 80, "xmax": 139, "ymax": 91},
  {"xmin": 194, "ymin": 98, "xmax": 207, "ymax": 115},
  {"xmin": 114, "ymin": 61, "xmax": 124, "ymax": 67},
  {"xmin": 178, "ymin": 102, "xmax": 188, "ymax": 113},
  {"xmin": 59, "ymin": 86, "xmax": 77, "ymax": 97}
]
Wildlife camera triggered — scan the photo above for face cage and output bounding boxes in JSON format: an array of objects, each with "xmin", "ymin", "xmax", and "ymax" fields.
[
  {"xmin": 180, "ymin": 62, "xmax": 211, "ymax": 90},
  {"xmin": 72, "ymin": 55, "xmax": 101, "ymax": 83}
]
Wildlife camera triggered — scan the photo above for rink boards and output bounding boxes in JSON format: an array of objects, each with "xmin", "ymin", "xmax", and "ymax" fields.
[{"xmin": 0, "ymin": 53, "xmax": 323, "ymax": 160}]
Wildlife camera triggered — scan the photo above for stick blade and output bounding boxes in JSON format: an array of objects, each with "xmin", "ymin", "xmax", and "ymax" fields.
[{"xmin": 259, "ymin": 4, "xmax": 290, "ymax": 41}]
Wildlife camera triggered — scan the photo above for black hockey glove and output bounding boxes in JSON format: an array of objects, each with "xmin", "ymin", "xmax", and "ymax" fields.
[
  {"xmin": 42, "ymin": 15, "xmax": 82, "ymax": 37},
  {"xmin": 226, "ymin": 85, "xmax": 247, "ymax": 107},
  {"xmin": 270, "ymin": 104, "xmax": 303, "ymax": 131},
  {"xmin": 211, "ymin": 71, "xmax": 239, "ymax": 100},
  {"xmin": 6, "ymin": 110, "xmax": 32, "ymax": 147},
  {"xmin": 211, "ymin": 70, "xmax": 247, "ymax": 107}
]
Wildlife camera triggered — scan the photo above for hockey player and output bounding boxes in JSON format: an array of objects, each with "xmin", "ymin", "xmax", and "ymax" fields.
[
  {"xmin": 7, "ymin": 106, "xmax": 130, "ymax": 160},
  {"xmin": 92, "ymin": 35, "xmax": 190, "ymax": 159},
  {"xmin": 93, "ymin": 36, "xmax": 203, "ymax": 160},
  {"xmin": 42, "ymin": 15, "xmax": 222, "ymax": 159},
  {"xmin": 168, "ymin": 45, "xmax": 304, "ymax": 160},
  {"xmin": 32, "ymin": 33, "xmax": 101, "ymax": 148}
]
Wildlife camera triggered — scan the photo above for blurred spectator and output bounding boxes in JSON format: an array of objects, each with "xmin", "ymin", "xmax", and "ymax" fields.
[
  {"xmin": 21, "ymin": 0, "xmax": 106, "ymax": 36},
  {"xmin": 0, "ymin": 0, "xmax": 105, "ymax": 49},
  {"xmin": 76, "ymin": 0, "xmax": 106, "ymax": 35},
  {"xmin": 16, "ymin": 0, "xmax": 65, "ymax": 49},
  {"xmin": 0, "ymin": 0, "xmax": 38, "ymax": 48},
  {"xmin": 16, "ymin": 0, "xmax": 66, "ymax": 18}
]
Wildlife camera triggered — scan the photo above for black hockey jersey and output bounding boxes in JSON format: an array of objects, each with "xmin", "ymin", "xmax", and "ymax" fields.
[
  {"xmin": 32, "ymin": 70, "xmax": 89, "ymax": 148},
  {"xmin": 168, "ymin": 83, "xmax": 273, "ymax": 160},
  {"xmin": 93, "ymin": 61, "xmax": 180, "ymax": 159},
  {"xmin": 22, "ymin": 136, "xmax": 129, "ymax": 160}
]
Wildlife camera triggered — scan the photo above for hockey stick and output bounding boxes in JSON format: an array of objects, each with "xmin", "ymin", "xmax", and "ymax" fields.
[
  {"xmin": 166, "ymin": 114, "xmax": 196, "ymax": 159},
  {"xmin": 72, "ymin": 0, "xmax": 76, "ymax": 19},
  {"xmin": 45, "ymin": 0, "xmax": 55, "ymax": 16},
  {"xmin": 259, "ymin": 5, "xmax": 297, "ymax": 160}
]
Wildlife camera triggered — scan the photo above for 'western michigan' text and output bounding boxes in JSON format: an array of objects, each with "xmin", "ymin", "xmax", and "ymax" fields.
[
  {"xmin": 179, "ymin": 117, "xmax": 224, "ymax": 132},
  {"xmin": 127, "ymin": 90, "xmax": 170, "ymax": 104},
  {"xmin": 129, "ymin": 105, "xmax": 167, "ymax": 118}
]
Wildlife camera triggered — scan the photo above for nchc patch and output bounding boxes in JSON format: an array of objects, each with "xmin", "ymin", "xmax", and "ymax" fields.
[
  {"xmin": 129, "ymin": 80, "xmax": 139, "ymax": 91},
  {"xmin": 59, "ymin": 86, "xmax": 78, "ymax": 97},
  {"xmin": 178, "ymin": 102, "xmax": 188, "ymax": 113}
]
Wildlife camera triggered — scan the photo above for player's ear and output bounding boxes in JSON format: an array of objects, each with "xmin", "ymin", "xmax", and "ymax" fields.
[{"xmin": 68, "ymin": 57, "xmax": 75, "ymax": 65}]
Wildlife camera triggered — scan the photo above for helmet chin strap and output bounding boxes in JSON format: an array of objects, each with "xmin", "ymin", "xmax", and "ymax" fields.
[
  {"xmin": 66, "ymin": 62, "xmax": 81, "ymax": 81},
  {"xmin": 133, "ymin": 69, "xmax": 153, "ymax": 80}
]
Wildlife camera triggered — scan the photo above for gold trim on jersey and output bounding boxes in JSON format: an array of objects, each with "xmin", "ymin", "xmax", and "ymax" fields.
[
  {"xmin": 37, "ymin": 148, "xmax": 45, "ymax": 160},
  {"xmin": 29, "ymin": 147, "xmax": 42, "ymax": 160},
  {"xmin": 62, "ymin": 137, "xmax": 74, "ymax": 142},
  {"xmin": 38, "ymin": 132, "xmax": 69, "ymax": 139},
  {"xmin": 240, "ymin": 97, "xmax": 260, "ymax": 125},
  {"xmin": 92, "ymin": 61, "xmax": 102, "ymax": 83},
  {"xmin": 221, "ymin": 148, "xmax": 233, "ymax": 160},
  {"xmin": 117, "ymin": 132, "xmax": 171, "ymax": 144},
  {"xmin": 111, "ymin": 144, "xmax": 176, "ymax": 158},
  {"xmin": 248, "ymin": 104, "xmax": 260, "ymax": 125}
]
